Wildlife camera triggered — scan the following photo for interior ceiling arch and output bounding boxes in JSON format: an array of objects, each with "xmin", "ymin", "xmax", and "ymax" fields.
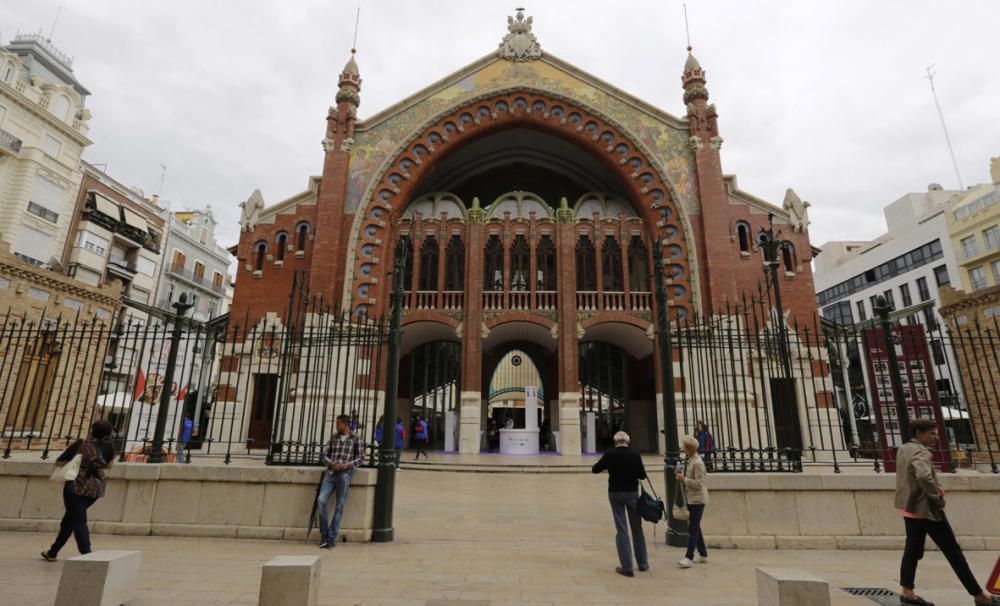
[{"xmin": 413, "ymin": 127, "xmax": 629, "ymax": 208}]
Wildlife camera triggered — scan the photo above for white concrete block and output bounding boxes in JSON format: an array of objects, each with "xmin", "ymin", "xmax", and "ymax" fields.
[
  {"xmin": 55, "ymin": 550, "xmax": 141, "ymax": 606},
  {"xmin": 259, "ymin": 555, "xmax": 321, "ymax": 606},
  {"xmin": 756, "ymin": 568, "xmax": 831, "ymax": 606}
]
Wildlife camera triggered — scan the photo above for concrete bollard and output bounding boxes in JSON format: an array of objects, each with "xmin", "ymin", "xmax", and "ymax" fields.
[
  {"xmin": 259, "ymin": 555, "xmax": 321, "ymax": 606},
  {"xmin": 756, "ymin": 568, "xmax": 831, "ymax": 606},
  {"xmin": 54, "ymin": 550, "xmax": 142, "ymax": 606}
]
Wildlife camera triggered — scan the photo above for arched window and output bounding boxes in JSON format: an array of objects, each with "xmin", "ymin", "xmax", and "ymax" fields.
[
  {"xmin": 576, "ymin": 236, "xmax": 597, "ymax": 291},
  {"xmin": 484, "ymin": 234, "xmax": 504, "ymax": 291},
  {"xmin": 275, "ymin": 232, "xmax": 287, "ymax": 262},
  {"xmin": 510, "ymin": 235, "xmax": 529, "ymax": 291},
  {"xmin": 536, "ymin": 235, "xmax": 557, "ymax": 290},
  {"xmin": 2, "ymin": 62, "xmax": 13, "ymax": 83},
  {"xmin": 782, "ymin": 243, "xmax": 796, "ymax": 273},
  {"xmin": 601, "ymin": 236, "xmax": 624, "ymax": 292},
  {"xmin": 444, "ymin": 235, "xmax": 464, "ymax": 290},
  {"xmin": 254, "ymin": 241, "xmax": 267, "ymax": 271},
  {"xmin": 736, "ymin": 222, "xmax": 751, "ymax": 253},
  {"xmin": 627, "ymin": 236, "xmax": 649, "ymax": 291},
  {"xmin": 295, "ymin": 222, "xmax": 310, "ymax": 252},
  {"xmin": 417, "ymin": 236, "xmax": 438, "ymax": 290}
]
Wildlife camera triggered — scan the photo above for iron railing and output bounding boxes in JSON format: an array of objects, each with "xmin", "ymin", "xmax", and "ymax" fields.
[{"xmin": 0, "ymin": 128, "xmax": 22, "ymax": 154}]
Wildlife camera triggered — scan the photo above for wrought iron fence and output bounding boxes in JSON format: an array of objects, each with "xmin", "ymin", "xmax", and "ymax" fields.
[
  {"xmin": 669, "ymin": 279, "xmax": 1000, "ymax": 473},
  {"xmin": 0, "ymin": 272, "xmax": 391, "ymax": 466}
]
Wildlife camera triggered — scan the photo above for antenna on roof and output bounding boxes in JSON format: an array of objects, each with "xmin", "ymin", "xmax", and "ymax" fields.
[
  {"xmin": 48, "ymin": 5, "xmax": 62, "ymax": 41},
  {"xmin": 924, "ymin": 64, "xmax": 963, "ymax": 189},
  {"xmin": 157, "ymin": 164, "xmax": 168, "ymax": 197},
  {"xmin": 352, "ymin": 7, "xmax": 361, "ymax": 53},
  {"xmin": 683, "ymin": 3, "xmax": 692, "ymax": 50}
]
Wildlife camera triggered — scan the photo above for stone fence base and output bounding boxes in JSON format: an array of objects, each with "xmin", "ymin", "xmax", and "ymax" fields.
[
  {"xmin": 1, "ymin": 461, "xmax": 998, "ymax": 549},
  {"xmin": 0, "ymin": 461, "xmax": 376, "ymax": 542}
]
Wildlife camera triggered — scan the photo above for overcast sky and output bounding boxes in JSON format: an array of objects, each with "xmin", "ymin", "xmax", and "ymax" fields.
[{"xmin": 3, "ymin": 0, "xmax": 998, "ymax": 252}]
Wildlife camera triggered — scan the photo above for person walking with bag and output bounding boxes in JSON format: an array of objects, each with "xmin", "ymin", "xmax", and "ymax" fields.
[
  {"xmin": 592, "ymin": 431, "xmax": 649, "ymax": 577},
  {"xmin": 676, "ymin": 434, "xmax": 709, "ymax": 568},
  {"xmin": 41, "ymin": 419, "xmax": 115, "ymax": 561},
  {"xmin": 895, "ymin": 418, "xmax": 999, "ymax": 606}
]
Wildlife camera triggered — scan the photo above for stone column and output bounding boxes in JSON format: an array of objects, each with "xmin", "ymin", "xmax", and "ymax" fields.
[
  {"xmin": 459, "ymin": 221, "xmax": 485, "ymax": 455},
  {"xmin": 556, "ymin": 221, "xmax": 582, "ymax": 455}
]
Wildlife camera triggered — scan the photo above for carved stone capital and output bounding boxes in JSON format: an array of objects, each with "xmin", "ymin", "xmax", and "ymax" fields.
[
  {"xmin": 321, "ymin": 138, "xmax": 336, "ymax": 153},
  {"xmin": 688, "ymin": 136, "xmax": 704, "ymax": 151},
  {"xmin": 710, "ymin": 136, "xmax": 724, "ymax": 150}
]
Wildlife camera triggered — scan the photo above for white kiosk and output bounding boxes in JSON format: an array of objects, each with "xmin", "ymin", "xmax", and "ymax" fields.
[{"xmin": 499, "ymin": 385, "xmax": 540, "ymax": 454}]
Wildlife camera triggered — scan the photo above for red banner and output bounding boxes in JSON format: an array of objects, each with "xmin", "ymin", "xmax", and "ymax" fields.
[{"xmin": 861, "ymin": 324, "xmax": 950, "ymax": 472}]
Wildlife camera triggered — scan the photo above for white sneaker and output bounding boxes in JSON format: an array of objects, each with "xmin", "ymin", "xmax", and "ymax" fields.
[
  {"xmin": 695, "ymin": 555, "xmax": 708, "ymax": 563},
  {"xmin": 677, "ymin": 558, "xmax": 693, "ymax": 568}
]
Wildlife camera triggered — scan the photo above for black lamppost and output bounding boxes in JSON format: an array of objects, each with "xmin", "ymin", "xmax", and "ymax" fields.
[
  {"xmin": 757, "ymin": 214, "xmax": 800, "ymax": 463},
  {"xmin": 651, "ymin": 238, "xmax": 688, "ymax": 546},
  {"xmin": 148, "ymin": 294, "xmax": 193, "ymax": 463},
  {"xmin": 372, "ymin": 240, "xmax": 407, "ymax": 542}
]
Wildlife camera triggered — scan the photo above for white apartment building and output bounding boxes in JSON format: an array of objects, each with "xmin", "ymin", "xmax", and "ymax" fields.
[
  {"xmin": 0, "ymin": 33, "xmax": 92, "ymax": 267},
  {"xmin": 814, "ymin": 184, "xmax": 970, "ymax": 414},
  {"xmin": 158, "ymin": 208, "xmax": 232, "ymax": 323}
]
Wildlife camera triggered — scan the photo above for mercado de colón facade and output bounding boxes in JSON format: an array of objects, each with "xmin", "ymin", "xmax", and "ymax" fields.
[{"xmin": 227, "ymin": 10, "xmax": 824, "ymax": 456}]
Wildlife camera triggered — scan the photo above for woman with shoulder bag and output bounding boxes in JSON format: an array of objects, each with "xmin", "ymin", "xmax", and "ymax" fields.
[
  {"xmin": 41, "ymin": 419, "xmax": 115, "ymax": 562},
  {"xmin": 675, "ymin": 434, "xmax": 709, "ymax": 568}
]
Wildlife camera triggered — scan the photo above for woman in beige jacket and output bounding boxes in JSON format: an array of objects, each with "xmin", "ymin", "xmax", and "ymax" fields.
[{"xmin": 676, "ymin": 435, "xmax": 709, "ymax": 568}]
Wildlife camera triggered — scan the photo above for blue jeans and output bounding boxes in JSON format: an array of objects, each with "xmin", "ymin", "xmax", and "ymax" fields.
[
  {"xmin": 609, "ymin": 491, "xmax": 648, "ymax": 572},
  {"xmin": 685, "ymin": 503, "xmax": 708, "ymax": 559},
  {"xmin": 317, "ymin": 470, "xmax": 352, "ymax": 542}
]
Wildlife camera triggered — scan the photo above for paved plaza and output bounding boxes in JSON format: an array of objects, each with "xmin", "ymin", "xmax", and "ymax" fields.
[{"xmin": 2, "ymin": 466, "xmax": 997, "ymax": 606}]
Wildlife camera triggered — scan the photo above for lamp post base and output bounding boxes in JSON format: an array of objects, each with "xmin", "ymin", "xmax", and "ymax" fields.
[{"xmin": 371, "ymin": 528, "xmax": 394, "ymax": 542}]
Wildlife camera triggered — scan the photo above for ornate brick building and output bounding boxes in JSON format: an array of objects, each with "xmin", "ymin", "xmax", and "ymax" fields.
[{"xmin": 228, "ymin": 11, "xmax": 822, "ymax": 455}]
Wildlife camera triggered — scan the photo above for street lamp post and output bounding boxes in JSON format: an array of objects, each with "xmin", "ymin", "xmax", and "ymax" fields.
[
  {"xmin": 652, "ymin": 238, "xmax": 688, "ymax": 546},
  {"xmin": 372, "ymin": 239, "xmax": 407, "ymax": 542},
  {"xmin": 148, "ymin": 294, "xmax": 193, "ymax": 464},
  {"xmin": 757, "ymin": 214, "xmax": 801, "ymax": 465}
]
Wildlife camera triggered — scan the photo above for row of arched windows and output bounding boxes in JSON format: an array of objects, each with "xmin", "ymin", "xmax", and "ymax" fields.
[
  {"xmin": 253, "ymin": 222, "xmax": 310, "ymax": 271},
  {"xmin": 400, "ymin": 233, "xmax": 652, "ymax": 294}
]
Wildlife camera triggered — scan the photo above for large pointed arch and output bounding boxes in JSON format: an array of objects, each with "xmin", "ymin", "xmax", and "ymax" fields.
[{"xmin": 347, "ymin": 88, "xmax": 698, "ymax": 318}]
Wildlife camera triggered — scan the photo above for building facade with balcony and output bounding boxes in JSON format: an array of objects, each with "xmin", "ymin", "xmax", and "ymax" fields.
[
  {"xmin": 157, "ymin": 208, "xmax": 231, "ymax": 323},
  {"xmin": 0, "ymin": 33, "xmax": 93, "ymax": 268},
  {"xmin": 225, "ymin": 12, "xmax": 826, "ymax": 456},
  {"xmin": 945, "ymin": 158, "xmax": 1000, "ymax": 293}
]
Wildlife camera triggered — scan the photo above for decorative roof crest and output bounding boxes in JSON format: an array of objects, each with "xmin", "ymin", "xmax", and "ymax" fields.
[{"xmin": 498, "ymin": 8, "xmax": 542, "ymax": 62}]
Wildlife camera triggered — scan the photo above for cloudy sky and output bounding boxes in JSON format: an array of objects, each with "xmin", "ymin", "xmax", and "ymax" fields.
[{"xmin": 3, "ymin": 0, "xmax": 998, "ymax": 252}]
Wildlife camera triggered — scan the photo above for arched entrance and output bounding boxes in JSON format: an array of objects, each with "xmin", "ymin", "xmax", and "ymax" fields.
[
  {"xmin": 485, "ymin": 349, "xmax": 551, "ymax": 452},
  {"xmin": 368, "ymin": 91, "xmax": 694, "ymax": 456}
]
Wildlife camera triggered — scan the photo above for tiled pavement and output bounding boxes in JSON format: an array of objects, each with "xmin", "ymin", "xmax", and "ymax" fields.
[{"xmin": 1, "ymin": 467, "xmax": 996, "ymax": 605}]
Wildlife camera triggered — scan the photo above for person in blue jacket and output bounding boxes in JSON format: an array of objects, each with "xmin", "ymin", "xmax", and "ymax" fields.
[
  {"xmin": 394, "ymin": 417, "xmax": 405, "ymax": 469},
  {"xmin": 414, "ymin": 416, "xmax": 429, "ymax": 460}
]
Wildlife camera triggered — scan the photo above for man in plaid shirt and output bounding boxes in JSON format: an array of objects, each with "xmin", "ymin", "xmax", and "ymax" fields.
[{"xmin": 317, "ymin": 414, "xmax": 364, "ymax": 548}]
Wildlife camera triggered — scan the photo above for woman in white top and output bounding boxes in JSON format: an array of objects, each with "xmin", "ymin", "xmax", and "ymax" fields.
[{"xmin": 676, "ymin": 434, "xmax": 709, "ymax": 568}]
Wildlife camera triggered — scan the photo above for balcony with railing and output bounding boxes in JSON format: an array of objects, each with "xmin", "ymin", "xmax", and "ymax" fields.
[
  {"xmin": 168, "ymin": 263, "xmax": 225, "ymax": 294},
  {"xmin": 0, "ymin": 129, "xmax": 22, "ymax": 155}
]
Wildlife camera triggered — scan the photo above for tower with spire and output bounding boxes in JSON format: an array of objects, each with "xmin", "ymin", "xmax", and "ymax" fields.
[
  {"xmin": 311, "ymin": 49, "xmax": 363, "ymax": 304},
  {"xmin": 681, "ymin": 47, "xmax": 732, "ymax": 308}
]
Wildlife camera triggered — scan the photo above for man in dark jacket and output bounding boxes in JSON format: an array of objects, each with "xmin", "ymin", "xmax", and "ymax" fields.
[{"xmin": 592, "ymin": 431, "xmax": 649, "ymax": 577}]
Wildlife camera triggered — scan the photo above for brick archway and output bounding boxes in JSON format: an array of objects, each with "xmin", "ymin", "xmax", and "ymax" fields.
[{"xmin": 350, "ymin": 89, "xmax": 694, "ymax": 318}]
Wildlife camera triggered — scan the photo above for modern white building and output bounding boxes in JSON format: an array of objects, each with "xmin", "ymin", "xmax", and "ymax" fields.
[
  {"xmin": 0, "ymin": 33, "xmax": 93, "ymax": 268},
  {"xmin": 814, "ymin": 184, "xmax": 976, "ymax": 429}
]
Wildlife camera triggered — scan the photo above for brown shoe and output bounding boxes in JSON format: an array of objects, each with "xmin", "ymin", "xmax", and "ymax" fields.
[
  {"xmin": 615, "ymin": 567, "xmax": 634, "ymax": 577},
  {"xmin": 40, "ymin": 551, "xmax": 56, "ymax": 562}
]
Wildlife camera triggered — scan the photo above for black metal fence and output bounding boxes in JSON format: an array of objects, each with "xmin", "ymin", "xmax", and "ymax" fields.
[
  {"xmin": 0, "ymin": 273, "xmax": 391, "ymax": 466},
  {"xmin": 669, "ymin": 278, "xmax": 1000, "ymax": 474}
]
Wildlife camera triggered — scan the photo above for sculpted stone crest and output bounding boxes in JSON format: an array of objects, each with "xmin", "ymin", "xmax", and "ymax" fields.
[
  {"xmin": 498, "ymin": 9, "xmax": 542, "ymax": 62},
  {"xmin": 782, "ymin": 188, "xmax": 811, "ymax": 233},
  {"xmin": 239, "ymin": 189, "xmax": 265, "ymax": 233}
]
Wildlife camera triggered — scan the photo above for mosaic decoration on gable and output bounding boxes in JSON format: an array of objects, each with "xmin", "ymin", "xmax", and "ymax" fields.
[{"xmin": 345, "ymin": 59, "xmax": 697, "ymax": 214}]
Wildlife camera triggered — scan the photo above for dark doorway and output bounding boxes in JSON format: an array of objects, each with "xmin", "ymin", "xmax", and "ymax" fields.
[
  {"xmin": 248, "ymin": 374, "xmax": 279, "ymax": 449},
  {"xmin": 769, "ymin": 378, "xmax": 803, "ymax": 461},
  {"xmin": 407, "ymin": 341, "xmax": 461, "ymax": 451}
]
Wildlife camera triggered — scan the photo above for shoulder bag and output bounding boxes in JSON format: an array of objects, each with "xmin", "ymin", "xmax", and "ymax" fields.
[
  {"xmin": 50, "ymin": 453, "xmax": 82, "ymax": 482},
  {"xmin": 637, "ymin": 478, "xmax": 665, "ymax": 523},
  {"xmin": 672, "ymin": 469, "xmax": 690, "ymax": 520}
]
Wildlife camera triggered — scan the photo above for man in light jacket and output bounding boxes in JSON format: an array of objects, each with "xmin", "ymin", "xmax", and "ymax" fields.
[{"xmin": 895, "ymin": 418, "xmax": 998, "ymax": 606}]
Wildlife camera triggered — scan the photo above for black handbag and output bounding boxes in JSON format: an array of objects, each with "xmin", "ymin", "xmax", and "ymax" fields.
[{"xmin": 637, "ymin": 479, "xmax": 665, "ymax": 523}]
